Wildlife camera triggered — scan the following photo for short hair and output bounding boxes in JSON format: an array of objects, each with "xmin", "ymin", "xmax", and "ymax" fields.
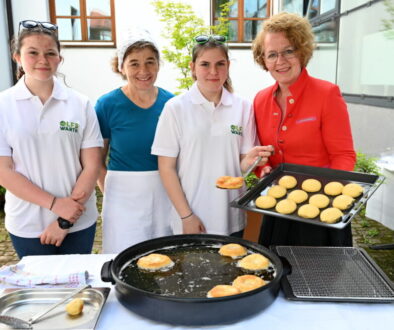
[
  {"xmin": 252, "ymin": 12, "xmax": 315, "ymax": 71},
  {"xmin": 191, "ymin": 39, "xmax": 233, "ymax": 93},
  {"xmin": 11, "ymin": 28, "xmax": 61, "ymax": 79},
  {"xmin": 111, "ymin": 41, "xmax": 160, "ymax": 80}
]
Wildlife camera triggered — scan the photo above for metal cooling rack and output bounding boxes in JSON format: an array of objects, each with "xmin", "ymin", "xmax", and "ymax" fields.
[{"xmin": 275, "ymin": 246, "xmax": 394, "ymax": 302}]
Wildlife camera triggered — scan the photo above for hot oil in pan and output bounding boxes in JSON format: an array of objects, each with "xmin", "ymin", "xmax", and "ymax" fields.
[{"xmin": 119, "ymin": 244, "xmax": 276, "ymax": 298}]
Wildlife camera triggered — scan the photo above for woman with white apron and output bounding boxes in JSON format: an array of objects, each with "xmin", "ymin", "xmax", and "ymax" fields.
[{"xmin": 95, "ymin": 28, "xmax": 174, "ymax": 253}]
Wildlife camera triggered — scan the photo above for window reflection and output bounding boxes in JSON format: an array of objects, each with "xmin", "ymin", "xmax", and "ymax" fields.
[
  {"xmin": 244, "ymin": 20, "xmax": 263, "ymax": 42},
  {"xmin": 321, "ymin": 0, "xmax": 336, "ymax": 14},
  {"xmin": 313, "ymin": 20, "xmax": 337, "ymax": 43},
  {"xmin": 244, "ymin": 0, "xmax": 267, "ymax": 18},
  {"xmin": 282, "ymin": 0, "xmax": 304, "ymax": 16},
  {"xmin": 55, "ymin": 0, "xmax": 80, "ymax": 16},
  {"xmin": 88, "ymin": 18, "xmax": 112, "ymax": 40},
  {"xmin": 57, "ymin": 18, "xmax": 82, "ymax": 41},
  {"xmin": 87, "ymin": 0, "xmax": 111, "ymax": 16},
  {"xmin": 215, "ymin": 0, "xmax": 238, "ymax": 17}
]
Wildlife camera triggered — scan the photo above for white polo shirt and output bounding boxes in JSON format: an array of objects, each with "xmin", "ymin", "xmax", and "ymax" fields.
[
  {"xmin": 0, "ymin": 77, "xmax": 103, "ymax": 238},
  {"xmin": 151, "ymin": 83, "xmax": 256, "ymax": 235}
]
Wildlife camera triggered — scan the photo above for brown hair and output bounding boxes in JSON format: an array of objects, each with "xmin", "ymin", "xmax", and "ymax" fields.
[
  {"xmin": 112, "ymin": 41, "xmax": 160, "ymax": 80},
  {"xmin": 191, "ymin": 40, "xmax": 233, "ymax": 93},
  {"xmin": 252, "ymin": 12, "xmax": 315, "ymax": 71},
  {"xmin": 11, "ymin": 27, "xmax": 61, "ymax": 79}
]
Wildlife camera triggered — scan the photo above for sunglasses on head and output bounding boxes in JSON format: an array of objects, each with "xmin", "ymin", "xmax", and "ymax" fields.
[
  {"xmin": 19, "ymin": 20, "xmax": 58, "ymax": 34},
  {"xmin": 194, "ymin": 35, "xmax": 227, "ymax": 44}
]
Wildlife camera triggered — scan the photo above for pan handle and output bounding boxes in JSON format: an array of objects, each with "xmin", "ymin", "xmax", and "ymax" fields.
[
  {"xmin": 279, "ymin": 256, "xmax": 292, "ymax": 276},
  {"xmin": 57, "ymin": 217, "xmax": 73, "ymax": 229},
  {"xmin": 101, "ymin": 260, "xmax": 115, "ymax": 284}
]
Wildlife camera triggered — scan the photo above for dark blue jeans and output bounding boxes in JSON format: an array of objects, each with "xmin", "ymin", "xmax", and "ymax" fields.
[{"xmin": 9, "ymin": 222, "xmax": 96, "ymax": 259}]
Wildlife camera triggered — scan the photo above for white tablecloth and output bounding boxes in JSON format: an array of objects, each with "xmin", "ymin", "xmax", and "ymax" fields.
[{"xmin": 1, "ymin": 254, "xmax": 393, "ymax": 330}]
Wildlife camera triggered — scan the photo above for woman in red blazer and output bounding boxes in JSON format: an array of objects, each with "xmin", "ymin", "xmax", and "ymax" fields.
[{"xmin": 252, "ymin": 12, "xmax": 356, "ymax": 247}]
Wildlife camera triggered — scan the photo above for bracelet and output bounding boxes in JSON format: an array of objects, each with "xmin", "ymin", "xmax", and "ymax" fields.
[
  {"xmin": 49, "ymin": 196, "xmax": 56, "ymax": 211},
  {"xmin": 181, "ymin": 212, "xmax": 193, "ymax": 220}
]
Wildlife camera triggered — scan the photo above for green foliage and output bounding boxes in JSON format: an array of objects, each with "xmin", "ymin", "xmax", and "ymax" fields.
[
  {"xmin": 0, "ymin": 186, "xmax": 5, "ymax": 196},
  {"xmin": 383, "ymin": 0, "xmax": 394, "ymax": 39},
  {"xmin": 245, "ymin": 173, "xmax": 259, "ymax": 189},
  {"xmin": 151, "ymin": 0, "xmax": 232, "ymax": 93},
  {"xmin": 354, "ymin": 151, "xmax": 381, "ymax": 176}
]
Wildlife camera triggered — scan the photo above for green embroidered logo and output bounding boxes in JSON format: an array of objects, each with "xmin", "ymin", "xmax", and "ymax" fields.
[
  {"xmin": 231, "ymin": 125, "xmax": 243, "ymax": 136},
  {"xmin": 60, "ymin": 121, "xmax": 79, "ymax": 133}
]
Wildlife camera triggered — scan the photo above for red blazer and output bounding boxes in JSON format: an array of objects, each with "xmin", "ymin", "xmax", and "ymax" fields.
[{"xmin": 254, "ymin": 68, "xmax": 356, "ymax": 174}]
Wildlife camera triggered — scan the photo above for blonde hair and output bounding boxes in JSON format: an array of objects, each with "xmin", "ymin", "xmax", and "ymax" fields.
[{"xmin": 252, "ymin": 12, "xmax": 315, "ymax": 71}]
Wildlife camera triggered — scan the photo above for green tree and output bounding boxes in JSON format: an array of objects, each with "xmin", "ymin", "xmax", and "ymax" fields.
[
  {"xmin": 383, "ymin": 0, "xmax": 394, "ymax": 39},
  {"xmin": 152, "ymin": 0, "xmax": 233, "ymax": 93}
]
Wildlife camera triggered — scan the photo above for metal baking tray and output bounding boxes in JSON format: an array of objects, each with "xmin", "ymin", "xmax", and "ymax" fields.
[
  {"xmin": 231, "ymin": 163, "xmax": 384, "ymax": 229},
  {"xmin": 273, "ymin": 246, "xmax": 394, "ymax": 303},
  {"xmin": 0, "ymin": 287, "xmax": 110, "ymax": 329}
]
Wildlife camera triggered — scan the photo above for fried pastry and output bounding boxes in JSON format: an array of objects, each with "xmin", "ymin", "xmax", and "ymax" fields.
[
  {"xmin": 255, "ymin": 195, "xmax": 276, "ymax": 209},
  {"xmin": 301, "ymin": 178, "xmax": 322, "ymax": 192},
  {"xmin": 278, "ymin": 175, "xmax": 297, "ymax": 189},
  {"xmin": 216, "ymin": 176, "xmax": 244, "ymax": 189},
  {"xmin": 298, "ymin": 204, "xmax": 320, "ymax": 218},
  {"xmin": 320, "ymin": 207, "xmax": 343, "ymax": 224},
  {"xmin": 332, "ymin": 194, "xmax": 354, "ymax": 210},
  {"xmin": 232, "ymin": 275, "xmax": 266, "ymax": 293},
  {"xmin": 287, "ymin": 189, "xmax": 308, "ymax": 204},
  {"xmin": 275, "ymin": 199, "xmax": 297, "ymax": 214},
  {"xmin": 309, "ymin": 194, "xmax": 330, "ymax": 208},
  {"xmin": 238, "ymin": 253, "xmax": 270, "ymax": 271},
  {"xmin": 137, "ymin": 253, "xmax": 174, "ymax": 271},
  {"xmin": 219, "ymin": 243, "xmax": 247, "ymax": 259},
  {"xmin": 66, "ymin": 298, "xmax": 84, "ymax": 316},
  {"xmin": 267, "ymin": 185, "xmax": 287, "ymax": 198},
  {"xmin": 207, "ymin": 285, "xmax": 241, "ymax": 298},
  {"xmin": 342, "ymin": 183, "xmax": 364, "ymax": 198},
  {"xmin": 324, "ymin": 181, "xmax": 344, "ymax": 196}
]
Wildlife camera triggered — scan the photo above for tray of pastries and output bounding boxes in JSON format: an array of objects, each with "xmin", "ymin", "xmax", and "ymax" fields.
[{"xmin": 230, "ymin": 163, "xmax": 384, "ymax": 229}]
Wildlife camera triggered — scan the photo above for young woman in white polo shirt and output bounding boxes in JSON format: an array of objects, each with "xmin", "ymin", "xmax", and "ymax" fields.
[
  {"xmin": 0, "ymin": 21, "xmax": 103, "ymax": 258},
  {"xmin": 152, "ymin": 36, "xmax": 273, "ymax": 236}
]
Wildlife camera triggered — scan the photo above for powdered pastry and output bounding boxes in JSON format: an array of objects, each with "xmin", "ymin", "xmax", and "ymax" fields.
[
  {"xmin": 332, "ymin": 194, "xmax": 354, "ymax": 210},
  {"xmin": 275, "ymin": 199, "xmax": 297, "ymax": 214},
  {"xmin": 342, "ymin": 183, "xmax": 364, "ymax": 198},
  {"xmin": 324, "ymin": 181, "xmax": 344, "ymax": 196},
  {"xmin": 278, "ymin": 175, "xmax": 297, "ymax": 189},
  {"xmin": 320, "ymin": 207, "xmax": 343, "ymax": 223},
  {"xmin": 309, "ymin": 194, "xmax": 330, "ymax": 208},
  {"xmin": 298, "ymin": 204, "xmax": 320, "ymax": 218},
  {"xmin": 287, "ymin": 189, "xmax": 308, "ymax": 204}
]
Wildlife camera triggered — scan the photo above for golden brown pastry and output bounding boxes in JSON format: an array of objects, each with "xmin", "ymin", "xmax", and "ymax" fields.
[
  {"xmin": 301, "ymin": 178, "xmax": 322, "ymax": 192},
  {"xmin": 137, "ymin": 253, "xmax": 174, "ymax": 271},
  {"xmin": 332, "ymin": 194, "xmax": 354, "ymax": 210},
  {"xmin": 342, "ymin": 183, "xmax": 364, "ymax": 198},
  {"xmin": 287, "ymin": 189, "xmax": 308, "ymax": 204},
  {"xmin": 298, "ymin": 204, "xmax": 320, "ymax": 218},
  {"xmin": 267, "ymin": 185, "xmax": 287, "ymax": 198},
  {"xmin": 275, "ymin": 199, "xmax": 297, "ymax": 214},
  {"xmin": 216, "ymin": 176, "xmax": 244, "ymax": 189},
  {"xmin": 309, "ymin": 194, "xmax": 330, "ymax": 208},
  {"xmin": 320, "ymin": 207, "xmax": 343, "ymax": 223},
  {"xmin": 255, "ymin": 195, "xmax": 276, "ymax": 209},
  {"xmin": 66, "ymin": 298, "xmax": 84, "ymax": 316},
  {"xmin": 278, "ymin": 175, "xmax": 297, "ymax": 189},
  {"xmin": 324, "ymin": 181, "xmax": 344, "ymax": 196},
  {"xmin": 219, "ymin": 243, "xmax": 247, "ymax": 259},
  {"xmin": 207, "ymin": 285, "xmax": 241, "ymax": 298},
  {"xmin": 232, "ymin": 275, "xmax": 266, "ymax": 293},
  {"xmin": 238, "ymin": 253, "xmax": 270, "ymax": 271}
]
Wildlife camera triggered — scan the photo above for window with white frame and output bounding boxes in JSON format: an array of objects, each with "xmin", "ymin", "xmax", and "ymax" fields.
[
  {"xmin": 49, "ymin": 0, "xmax": 116, "ymax": 47},
  {"xmin": 212, "ymin": 0, "xmax": 271, "ymax": 43}
]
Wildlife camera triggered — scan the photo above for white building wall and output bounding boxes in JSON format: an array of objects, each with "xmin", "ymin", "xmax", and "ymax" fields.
[{"xmin": 3, "ymin": 0, "xmax": 273, "ymax": 104}]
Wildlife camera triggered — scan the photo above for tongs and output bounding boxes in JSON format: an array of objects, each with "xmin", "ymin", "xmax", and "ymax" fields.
[
  {"xmin": 243, "ymin": 156, "xmax": 262, "ymax": 179},
  {"xmin": 0, "ymin": 284, "xmax": 91, "ymax": 329}
]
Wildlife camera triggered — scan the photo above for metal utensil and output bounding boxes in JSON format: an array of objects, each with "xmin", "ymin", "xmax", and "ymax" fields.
[
  {"xmin": 0, "ymin": 284, "xmax": 91, "ymax": 329},
  {"xmin": 243, "ymin": 156, "xmax": 262, "ymax": 179}
]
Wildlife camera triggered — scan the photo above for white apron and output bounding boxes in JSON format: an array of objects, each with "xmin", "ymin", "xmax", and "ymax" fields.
[{"xmin": 102, "ymin": 170, "xmax": 173, "ymax": 253}]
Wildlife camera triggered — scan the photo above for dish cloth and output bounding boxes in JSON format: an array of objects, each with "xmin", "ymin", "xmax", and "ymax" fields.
[{"xmin": 0, "ymin": 264, "xmax": 89, "ymax": 288}]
